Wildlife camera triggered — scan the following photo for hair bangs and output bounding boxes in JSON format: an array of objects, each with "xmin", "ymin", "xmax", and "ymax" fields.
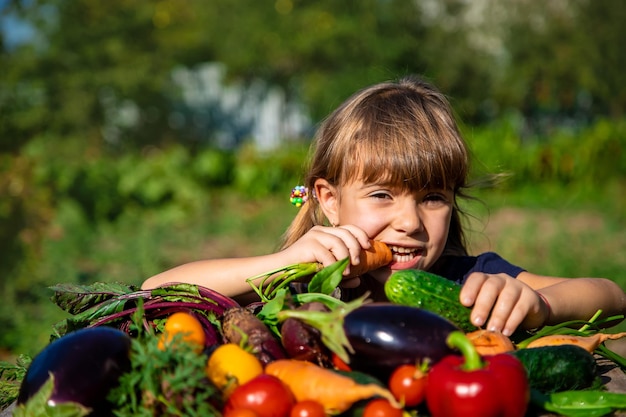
[{"xmin": 338, "ymin": 118, "xmax": 468, "ymax": 193}]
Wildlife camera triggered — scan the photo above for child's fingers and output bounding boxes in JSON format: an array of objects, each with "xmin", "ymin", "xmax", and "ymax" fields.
[
  {"xmin": 462, "ymin": 272, "xmax": 507, "ymax": 328},
  {"xmin": 464, "ymin": 272, "xmax": 535, "ymax": 335},
  {"xmin": 459, "ymin": 272, "xmax": 486, "ymax": 306},
  {"xmin": 500, "ymin": 307, "xmax": 528, "ymax": 336},
  {"xmin": 321, "ymin": 225, "xmax": 371, "ymax": 268},
  {"xmin": 302, "ymin": 226, "xmax": 362, "ymax": 270},
  {"xmin": 484, "ymin": 291, "xmax": 523, "ymax": 335}
]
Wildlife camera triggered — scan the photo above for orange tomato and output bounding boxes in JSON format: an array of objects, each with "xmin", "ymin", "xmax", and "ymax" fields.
[
  {"xmin": 157, "ymin": 311, "xmax": 206, "ymax": 352},
  {"xmin": 206, "ymin": 343, "xmax": 264, "ymax": 397}
]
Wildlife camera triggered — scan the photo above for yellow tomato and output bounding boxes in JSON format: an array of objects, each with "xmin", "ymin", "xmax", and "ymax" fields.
[
  {"xmin": 157, "ymin": 311, "xmax": 206, "ymax": 352},
  {"xmin": 206, "ymin": 343, "xmax": 263, "ymax": 397}
]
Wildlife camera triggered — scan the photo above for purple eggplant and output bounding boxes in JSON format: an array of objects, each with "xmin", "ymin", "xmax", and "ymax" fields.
[
  {"xmin": 18, "ymin": 326, "xmax": 131, "ymax": 415},
  {"xmin": 344, "ymin": 303, "xmax": 459, "ymax": 381}
]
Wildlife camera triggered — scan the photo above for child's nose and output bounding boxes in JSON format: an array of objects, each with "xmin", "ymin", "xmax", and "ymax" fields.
[{"xmin": 393, "ymin": 202, "xmax": 423, "ymax": 234}]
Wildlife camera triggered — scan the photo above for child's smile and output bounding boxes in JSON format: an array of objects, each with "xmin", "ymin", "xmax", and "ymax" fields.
[{"xmin": 388, "ymin": 244, "xmax": 424, "ymax": 268}]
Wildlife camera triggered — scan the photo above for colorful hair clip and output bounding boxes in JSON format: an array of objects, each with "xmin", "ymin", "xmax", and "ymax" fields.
[{"xmin": 290, "ymin": 185, "xmax": 308, "ymax": 207}]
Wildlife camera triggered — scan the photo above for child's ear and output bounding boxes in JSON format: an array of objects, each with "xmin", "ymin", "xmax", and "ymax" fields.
[{"xmin": 314, "ymin": 178, "xmax": 339, "ymax": 226}]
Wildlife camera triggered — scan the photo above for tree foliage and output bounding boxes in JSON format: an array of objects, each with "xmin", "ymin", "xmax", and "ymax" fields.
[{"xmin": 3, "ymin": 0, "xmax": 624, "ymax": 149}]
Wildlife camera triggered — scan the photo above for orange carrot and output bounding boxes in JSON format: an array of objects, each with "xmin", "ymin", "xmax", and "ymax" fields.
[
  {"xmin": 525, "ymin": 332, "xmax": 626, "ymax": 352},
  {"xmin": 265, "ymin": 359, "xmax": 400, "ymax": 413},
  {"xmin": 466, "ymin": 329, "xmax": 515, "ymax": 355},
  {"xmin": 347, "ymin": 241, "xmax": 393, "ymax": 278}
]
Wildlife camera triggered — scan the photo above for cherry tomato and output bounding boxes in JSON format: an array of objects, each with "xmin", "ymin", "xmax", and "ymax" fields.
[
  {"xmin": 206, "ymin": 343, "xmax": 264, "ymax": 397},
  {"xmin": 331, "ymin": 353, "xmax": 351, "ymax": 371},
  {"xmin": 388, "ymin": 363, "xmax": 428, "ymax": 407},
  {"xmin": 224, "ymin": 374, "xmax": 296, "ymax": 417},
  {"xmin": 363, "ymin": 398, "xmax": 403, "ymax": 417},
  {"xmin": 290, "ymin": 400, "xmax": 325, "ymax": 417},
  {"xmin": 157, "ymin": 311, "xmax": 206, "ymax": 352}
]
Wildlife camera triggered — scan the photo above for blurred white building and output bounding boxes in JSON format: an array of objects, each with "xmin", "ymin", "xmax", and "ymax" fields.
[{"xmin": 171, "ymin": 62, "xmax": 311, "ymax": 150}]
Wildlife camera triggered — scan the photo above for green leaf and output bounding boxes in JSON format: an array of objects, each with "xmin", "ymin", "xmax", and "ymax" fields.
[
  {"xmin": 256, "ymin": 289, "xmax": 288, "ymax": 335},
  {"xmin": 108, "ymin": 332, "xmax": 222, "ymax": 416},
  {"xmin": 12, "ymin": 374, "xmax": 91, "ymax": 417},
  {"xmin": 0, "ymin": 355, "xmax": 31, "ymax": 409},
  {"xmin": 293, "ymin": 292, "xmax": 346, "ymax": 310},
  {"xmin": 308, "ymin": 257, "xmax": 348, "ymax": 295},
  {"xmin": 50, "ymin": 298, "xmax": 130, "ymax": 340},
  {"xmin": 50, "ymin": 282, "xmax": 139, "ymax": 315},
  {"xmin": 150, "ymin": 283, "xmax": 202, "ymax": 300}
]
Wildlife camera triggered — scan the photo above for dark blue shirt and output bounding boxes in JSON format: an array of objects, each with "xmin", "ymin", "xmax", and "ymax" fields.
[{"xmin": 430, "ymin": 252, "xmax": 526, "ymax": 284}]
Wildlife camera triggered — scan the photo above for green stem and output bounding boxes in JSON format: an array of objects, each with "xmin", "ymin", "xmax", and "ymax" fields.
[
  {"xmin": 578, "ymin": 309, "xmax": 602, "ymax": 332},
  {"xmin": 293, "ymin": 292, "xmax": 346, "ymax": 309},
  {"xmin": 446, "ymin": 331, "xmax": 483, "ymax": 371},
  {"xmin": 246, "ymin": 262, "xmax": 321, "ymax": 301},
  {"xmin": 267, "ymin": 265, "xmax": 320, "ymax": 299},
  {"xmin": 276, "ymin": 293, "xmax": 369, "ymax": 364}
]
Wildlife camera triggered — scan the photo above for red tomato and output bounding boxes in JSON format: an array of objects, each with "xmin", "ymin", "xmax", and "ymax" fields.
[
  {"xmin": 224, "ymin": 409, "xmax": 259, "ymax": 417},
  {"xmin": 224, "ymin": 374, "xmax": 295, "ymax": 417},
  {"xmin": 363, "ymin": 398, "xmax": 403, "ymax": 417},
  {"xmin": 290, "ymin": 400, "xmax": 325, "ymax": 417},
  {"xmin": 388, "ymin": 364, "xmax": 428, "ymax": 407}
]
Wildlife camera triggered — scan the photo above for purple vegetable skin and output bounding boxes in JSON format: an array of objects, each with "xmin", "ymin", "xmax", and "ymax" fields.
[
  {"xmin": 222, "ymin": 307, "xmax": 286, "ymax": 365},
  {"xmin": 280, "ymin": 302, "xmax": 332, "ymax": 366},
  {"xmin": 344, "ymin": 303, "xmax": 459, "ymax": 381},
  {"xmin": 18, "ymin": 327, "xmax": 131, "ymax": 414}
]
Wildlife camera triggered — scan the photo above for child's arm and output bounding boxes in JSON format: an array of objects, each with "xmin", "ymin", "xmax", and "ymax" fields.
[
  {"xmin": 141, "ymin": 252, "xmax": 293, "ymax": 299},
  {"xmin": 460, "ymin": 272, "xmax": 626, "ymax": 336},
  {"xmin": 141, "ymin": 224, "xmax": 372, "ymax": 302}
]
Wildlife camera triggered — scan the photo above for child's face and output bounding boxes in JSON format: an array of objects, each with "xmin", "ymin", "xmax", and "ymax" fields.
[{"xmin": 334, "ymin": 180, "xmax": 454, "ymax": 282}]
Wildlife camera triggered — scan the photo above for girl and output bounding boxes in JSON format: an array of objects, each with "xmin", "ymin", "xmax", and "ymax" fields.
[{"xmin": 142, "ymin": 75, "xmax": 626, "ymax": 336}]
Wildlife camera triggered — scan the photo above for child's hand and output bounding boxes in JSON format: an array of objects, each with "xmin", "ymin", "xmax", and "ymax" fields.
[
  {"xmin": 280, "ymin": 224, "xmax": 372, "ymax": 277},
  {"xmin": 460, "ymin": 272, "xmax": 548, "ymax": 336}
]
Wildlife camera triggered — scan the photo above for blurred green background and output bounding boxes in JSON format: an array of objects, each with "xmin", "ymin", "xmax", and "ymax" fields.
[{"xmin": 1, "ymin": 0, "xmax": 625, "ymax": 359}]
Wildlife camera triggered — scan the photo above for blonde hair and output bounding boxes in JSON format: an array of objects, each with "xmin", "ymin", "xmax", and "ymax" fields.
[{"xmin": 282, "ymin": 75, "xmax": 470, "ymax": 255}]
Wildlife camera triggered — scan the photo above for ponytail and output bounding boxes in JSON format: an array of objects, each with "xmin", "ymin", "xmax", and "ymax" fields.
[{"xmin": 280, "ymin": 197, "xmax": 325, "ymax": 249}]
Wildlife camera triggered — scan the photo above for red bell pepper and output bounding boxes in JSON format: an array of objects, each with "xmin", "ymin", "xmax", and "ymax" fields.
[{"xmin": 425, "ymin": 331, "xmax": 529, "ymax": 417}]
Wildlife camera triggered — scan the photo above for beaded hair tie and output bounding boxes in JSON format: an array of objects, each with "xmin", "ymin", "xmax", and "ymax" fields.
[{"xmin": 290, "ymin": 185, "xmax": 309, "ymax": 207}]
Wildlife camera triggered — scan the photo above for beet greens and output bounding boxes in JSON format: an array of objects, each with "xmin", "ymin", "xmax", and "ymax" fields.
[{"xmin": 49, "ymin": 282, "xmax": 239, "ymax": 347}]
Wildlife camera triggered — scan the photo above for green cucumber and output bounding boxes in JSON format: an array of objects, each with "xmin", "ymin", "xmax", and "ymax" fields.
[
  {"xmin": 384, "ymin": 269, "xmax": 476, "ymax": 332},
  {"xmin": 510, "ymin": 345, "xmax": 599, "ymax": 393}
]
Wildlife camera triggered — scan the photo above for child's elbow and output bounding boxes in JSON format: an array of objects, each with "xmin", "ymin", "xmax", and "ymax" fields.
[{"xmin": 141, "ymin": 276, "xmax": 159, "ymax": 290}]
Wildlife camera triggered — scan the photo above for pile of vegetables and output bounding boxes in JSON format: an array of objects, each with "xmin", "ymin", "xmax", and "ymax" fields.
[{"xmin": 3, "ymin": 243, "xmax": 626, "ymax": 417}]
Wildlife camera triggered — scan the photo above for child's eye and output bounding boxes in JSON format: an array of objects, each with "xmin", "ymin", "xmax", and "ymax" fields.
[
  {"xmin": 370, "ymin": 191, "xmax": 392, "ymax": 200},
  {"xmin": 425, "ymin": 193, "xmax": 445, "ymax": 201},
  {"xmin": 423, "ymin": 192, "xmax": 449, "ymax": 205}
]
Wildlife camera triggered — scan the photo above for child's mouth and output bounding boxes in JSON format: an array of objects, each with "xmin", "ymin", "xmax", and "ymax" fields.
[{"xmin": 388, "ymin": 245, "xmax": 423, "ymax": 263}]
